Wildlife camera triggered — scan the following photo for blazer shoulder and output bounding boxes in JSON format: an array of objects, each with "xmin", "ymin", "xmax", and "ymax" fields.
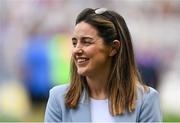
[
  {"xmin": 137, "ymin": 84, "xmax": 159, "ymax": 100},
  {"xmin": 45, "ymin": 84, "xmax": 69, "ymax": 122},
  {"xmin": 144, "ymin": 86, "xmax": 159, "ymax": 98},
  {"xmin": 49, "ymin": 84, "xmax": 69, "ymax": 97},
  {"xmin": 138, "ymin": 87, "xmax": 162, "ymax": 122},
  {"xmin": 136, "ymin": 85, "xmax": 162, "ymax": 122}
]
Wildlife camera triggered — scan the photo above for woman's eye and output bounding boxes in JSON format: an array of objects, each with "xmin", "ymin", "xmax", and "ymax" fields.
[
  {"xmin": 83, "ymin": 40, "xmax": 92, "ymax": 46},
  {"xmin": 85, "ymin": 42, "xmax": 91, "ymax": 45},
  {"xmin": 72, "ymin": 42, "xmax": 77, "ymax": 47}
]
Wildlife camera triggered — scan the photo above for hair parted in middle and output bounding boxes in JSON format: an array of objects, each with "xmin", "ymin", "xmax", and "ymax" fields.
[{"xmin": 65, "ymin": 8, "xmax": 143, "ymax": 116}]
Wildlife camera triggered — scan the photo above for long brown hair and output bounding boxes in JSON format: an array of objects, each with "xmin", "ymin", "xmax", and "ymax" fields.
[{"xmin": 65, "ymin": 8, "xmax": 143, "ymax": 116}]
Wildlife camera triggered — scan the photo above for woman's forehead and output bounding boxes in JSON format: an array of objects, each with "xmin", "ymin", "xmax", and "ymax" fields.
[{"xmin": 73, "ymin": 22, "xmax": 98, "ymax": 38}]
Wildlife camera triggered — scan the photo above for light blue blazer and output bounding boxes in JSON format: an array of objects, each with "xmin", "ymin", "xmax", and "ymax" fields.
[{"xmin": 44, "ymin": 84, "xmax": 162, "ymax": 122}]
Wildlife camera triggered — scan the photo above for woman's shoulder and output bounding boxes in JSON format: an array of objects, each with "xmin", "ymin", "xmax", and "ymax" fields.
[
  {"xmin": 145, "ymin": 86, "xmax": 159, "ymax": 96},
  {"xmin": 143, "ymin": 86, "xmax": 160, "ymax": 104},
  {"xmin": 45, "ymin": 84, "xmax": 70, "ymax": 122},
  {"xmin": 49, "ymin": 84, "xmax": 69, "ymax": 97},
  {"xmin": 136, "ymin": 85, "xmax": 162, "ymax": 122},
  {"xmin": 137, "ymin": 84, "xmax": 160, "ymax": 101}
]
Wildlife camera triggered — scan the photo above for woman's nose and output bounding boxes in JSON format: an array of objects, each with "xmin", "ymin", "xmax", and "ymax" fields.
[{"xmin": 73, "ymin": 43, "xmax": 83, "ymax": 54}]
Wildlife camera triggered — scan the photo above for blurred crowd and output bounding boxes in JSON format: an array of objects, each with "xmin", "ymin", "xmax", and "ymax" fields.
[{"xmin": 0, "ymin": 0, "xmax": 180, "ymax": 121}]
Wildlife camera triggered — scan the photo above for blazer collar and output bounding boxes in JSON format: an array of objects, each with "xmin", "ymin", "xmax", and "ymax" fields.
[
  {"xmin": 70, "ymin": 87, "xmax": 133, "ymax": 122},
  {"xmin": 70, "ymin": 88, "xmax": 91, "ymax": 122},
  {"xmin": 79, "ymin": 87, "xmax": 89, "ymax": 104}
]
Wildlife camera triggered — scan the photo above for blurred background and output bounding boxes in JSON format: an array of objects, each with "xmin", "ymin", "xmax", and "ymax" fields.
[{"xmin": 0, "ymin": 0, "xmax": 180, "ymax": 121}]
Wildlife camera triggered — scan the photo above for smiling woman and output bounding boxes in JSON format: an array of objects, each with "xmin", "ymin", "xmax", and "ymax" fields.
[
  {"xmin": 71, "ymin": 21, "xmax": 113, "ymax": 77},
  {"xmin": 44, "ymin": 8, "xmax": 162, "ymax": 122}
]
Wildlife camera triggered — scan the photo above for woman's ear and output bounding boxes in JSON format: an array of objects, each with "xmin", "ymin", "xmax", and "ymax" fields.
[{"xmin": 109, "ymin": 40, "xmax": 120, "ymax": 56}]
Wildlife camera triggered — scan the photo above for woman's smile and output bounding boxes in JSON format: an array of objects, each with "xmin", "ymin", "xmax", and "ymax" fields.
[
  {"xmin": 72, "ymin": 22, "xmax": 112, "ymax": 76},
  {"xmin": 76, "ymin": 56, "xmax": 89, "ymax": 65}
]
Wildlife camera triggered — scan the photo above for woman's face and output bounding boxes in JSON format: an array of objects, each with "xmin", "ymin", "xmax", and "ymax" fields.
[{"xmin": 72, "ymin": 21, "xmax": 113, "ymax": 77}]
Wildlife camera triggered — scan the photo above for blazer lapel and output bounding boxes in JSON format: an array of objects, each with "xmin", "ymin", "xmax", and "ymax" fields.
[
  {"xmin": 70, "ymin": 88, "xmax": 91, "ymax": 122},
  {"xmin": 70, "ymin": 103, "xmax": 91, "ymax": 122}
]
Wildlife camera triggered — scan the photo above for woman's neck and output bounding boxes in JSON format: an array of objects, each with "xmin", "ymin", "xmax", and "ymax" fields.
[
  {"xmin": 86, "ymin": 75, "xmax": 108, "ymax": 100},
  {"xmin": 85, "ymin": 60, "xmax": 111, "ymax": 100}
]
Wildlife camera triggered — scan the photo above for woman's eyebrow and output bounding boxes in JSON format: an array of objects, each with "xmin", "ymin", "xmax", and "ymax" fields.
[
  {"xmin": 72, "ymin": 36, "xmax": 95, "ymax": 42},
  {"xmin": 81, "ymin": 37, "xmax": 93, "ymax": 40}
]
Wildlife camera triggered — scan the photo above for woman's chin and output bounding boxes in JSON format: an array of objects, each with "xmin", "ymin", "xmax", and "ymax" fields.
[{"xmin": 77, "ymin": 70, "xmax": 88, "ymax": 76}]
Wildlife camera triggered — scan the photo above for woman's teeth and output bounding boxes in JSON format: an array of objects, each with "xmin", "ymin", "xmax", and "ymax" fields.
[{"xmin": 77, "ymin": 58, "xmax": 88, "ymax": 63}]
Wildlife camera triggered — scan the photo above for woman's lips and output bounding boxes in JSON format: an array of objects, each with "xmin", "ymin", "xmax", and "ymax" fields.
[{"xmin": 76, "ymin": 57, "xmax": 89, "ymax": 65}]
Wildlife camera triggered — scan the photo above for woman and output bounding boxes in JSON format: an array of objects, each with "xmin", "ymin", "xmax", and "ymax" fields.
[{"xmin": 44, "ymin": 8, "xmax": 162, "ymax": 122}]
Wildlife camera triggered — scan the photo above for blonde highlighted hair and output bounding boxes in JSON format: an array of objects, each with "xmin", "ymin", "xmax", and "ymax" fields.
[{"xmin": 65, "ymin": 8, "xmax": 144, "ymax": 116}]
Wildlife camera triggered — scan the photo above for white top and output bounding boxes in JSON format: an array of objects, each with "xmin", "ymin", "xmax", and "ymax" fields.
[{"xmin": 90, "ymin": 98, "xmax": 114, "ymax": 122}]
